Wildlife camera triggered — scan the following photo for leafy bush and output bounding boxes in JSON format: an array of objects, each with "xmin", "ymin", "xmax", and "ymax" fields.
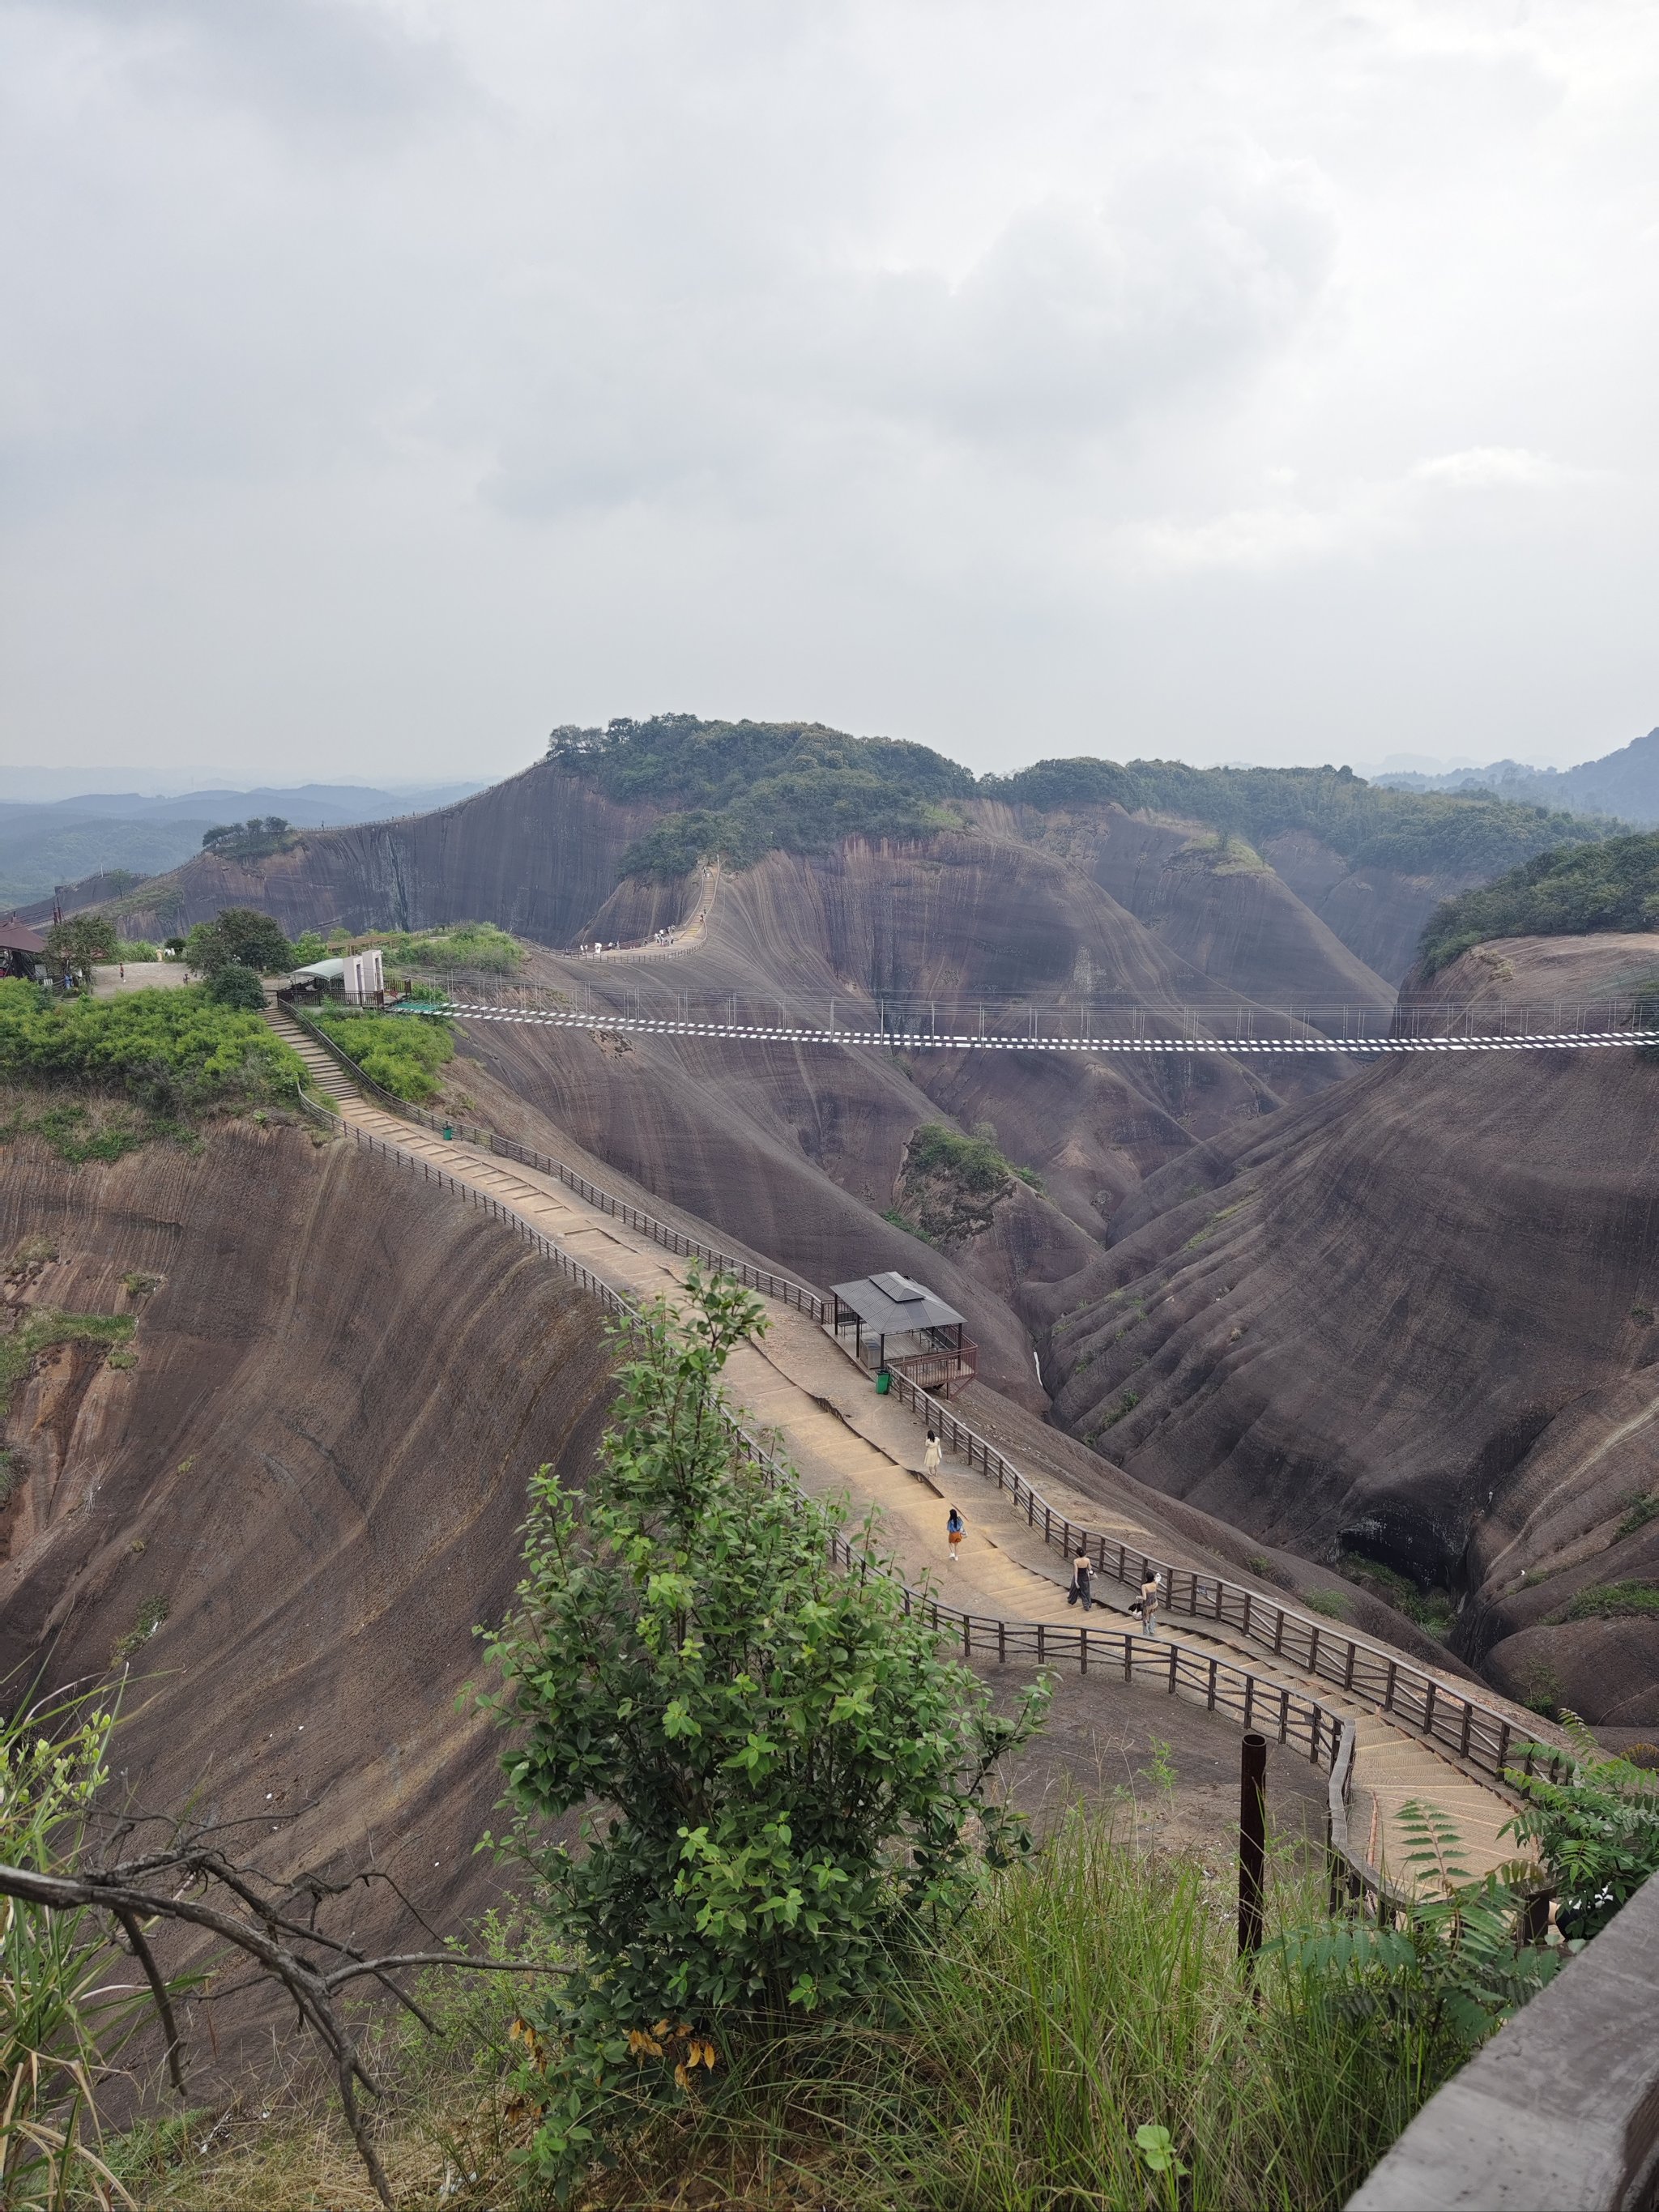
[
  {"xmin": 1305, "ymin": 1588, "xmax": 1350, "ymax": 1620},
  {"xmin": 43, "ymin": 913, "xmax": 117, "ymax": 986},
  {"xmin": 481, "ymin": 1271, "xmax": 1046, "ymax": 2190},
  {"xmin": 604, "ymin": 1803, "xmax": 1491, "ymax": 2212},
  {"xmin": 1419, "ymin": 832, "xmax": 1659, "ymax": 970},
  {"xmin": 203, "ymin": 962, "xmax": 267, "ymax": 1010},
  {"xmin": 1277, "ymin": 1800, "xmax": 1566, "ymax": 2052},
  {"xmin": 113, "ymin": 940, "xmax": 159, "ymax": 963},
  {"xmin": 1548, "ymin": 1579, "xmax": 1659, "ymax": 1622},
  {"xmin": 183, "ymin": 908, "xmax": 293, "ymax": 976},
  {"xmin": 0, "ymin": 979, "xmax": 302, "ymax": 1118},
  {"xmin": 377, "ymin": 922, "xmax": 523, "ymax": 975},
  {"xmin": 309, "ymin": 1005, "xmax": 454, "ymax": 1102},
  {"xmin": 1505, "ymin": 1726, "xmax": 1659, "ymax": 1939}
]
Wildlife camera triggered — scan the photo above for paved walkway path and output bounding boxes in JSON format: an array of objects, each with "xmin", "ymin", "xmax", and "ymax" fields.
[{"xmin": 271, "ymin": 1008, "xmax": 1529, "ymax": 1893}]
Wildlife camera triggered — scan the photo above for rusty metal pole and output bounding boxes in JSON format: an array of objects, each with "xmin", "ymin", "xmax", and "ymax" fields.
[{"xmin": 1238, "ymin": 1731, "xmax": 1268, "ymax": 1965}]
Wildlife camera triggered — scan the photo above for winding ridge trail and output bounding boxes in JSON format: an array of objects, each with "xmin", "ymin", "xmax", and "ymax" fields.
[{"xmin": 271, "ymin": 1006, "xmax": 1546, "ymax": 1893}]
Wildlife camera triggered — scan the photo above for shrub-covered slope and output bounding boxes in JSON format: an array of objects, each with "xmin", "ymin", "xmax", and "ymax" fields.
[{"xmin": 1420, "ymin": 830, "xmax": 1659, "ymax": 971}]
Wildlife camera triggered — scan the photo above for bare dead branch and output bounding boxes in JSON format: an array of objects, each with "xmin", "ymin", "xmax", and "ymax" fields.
[
  {"xmin": 112, "ymin": 1904, "xmax": 189, "ymax": 2099},
  {"xmin": 0, "ymin": 1850, "xmax": 553, "ymax": 2211}
]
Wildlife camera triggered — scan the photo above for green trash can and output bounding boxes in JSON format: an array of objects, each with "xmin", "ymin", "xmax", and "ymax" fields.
[
  {"xmin": 442, "ymin": 1123, "xmax": 454, "ymax": 1141},
  {"xmin": 875, "ymin": 1369, "xmax": 891, "ymax": 1395}
]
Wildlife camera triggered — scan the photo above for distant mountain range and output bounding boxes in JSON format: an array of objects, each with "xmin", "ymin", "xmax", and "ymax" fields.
[
  {"xmin": 0, "ymin": 780, "xmax": 486, "ymax": 908},
  {"xmin": 1375, "ymin": 726, "xmax": 1659, "ymax": 825}
]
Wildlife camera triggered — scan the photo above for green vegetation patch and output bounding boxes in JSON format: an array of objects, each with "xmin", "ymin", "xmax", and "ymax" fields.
[
  {"xmin": 1337, "ymin": 1552, "xmax": 1457, "ymax": 1636},
  {"xmin": 987, "ymin": 756, "xmax": 1618, "ymax": 880},
  {"xmin": 0, "ymin": 1090, "xmax": 181, "ymax": 1165},
  {"xmin": 1420, "ymin": 831, "xmax": 1659, "ymax": 971},
  {"xmin": 0, "ymin": 980, "xmax": 303, "ymax": 1121},
  {"xmin": 310, "ymin": 1005, "xmax": 455, "ymax": 1102},
  {"xmin": 552, "ymin": 717, "xmax": 1628, "ymax": 889},
  {"xmin": 184, "ymin": 907, "xmax": 293, "ymax": 977},
  {"xmin": 373, "ymin": 922, "xmax": 522, "ymax": 975},
  {"xmin": 895, "ymin": 1120, "xmax": 1041, "ymax": 1247},
  {"xmin": 1, "ymin": 1309, "xmax": 136, "ymax": 1409},
  {"xmin": 551, "ymin": 714, "xmax": 975, "ymax": 877},
  {"xmin": 1550, "ymin": 1579, "xmax": 1659, "ymax": 1622}
]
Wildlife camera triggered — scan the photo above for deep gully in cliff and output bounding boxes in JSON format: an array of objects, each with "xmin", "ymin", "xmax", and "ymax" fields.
[{"xmin": 271, "ymin": 1004, "xmax": 1567, "ymax": 1903}]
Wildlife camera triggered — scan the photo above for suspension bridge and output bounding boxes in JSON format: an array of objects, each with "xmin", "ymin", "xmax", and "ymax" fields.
[{"xmin": 403, "ymin": 998, "xmax": 1657, "ymax": 1057}]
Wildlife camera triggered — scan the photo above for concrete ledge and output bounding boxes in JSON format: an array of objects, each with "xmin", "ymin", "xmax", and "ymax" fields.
[{"xmin": 1348, "ymin": 1873, "xmax": 1659, "ymax": 2210}]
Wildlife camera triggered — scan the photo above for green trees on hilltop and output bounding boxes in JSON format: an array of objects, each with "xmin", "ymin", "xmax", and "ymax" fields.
[
  {"xmin": 549, "ymin": 714, "xmax": 975, "ymax": 878},
  {"xmin": 1418, "ymin": 830, "xmax": 1659, "ymax": 970},
  {"xmin": 548, "ymin": 716, "xmax": 1621, "ymax": 888},
  {"xmin": 986, "ymin": 756, "xmax": 1618, "ymax": 880},
  {"xmin": 482, "ymin": 1270, "xmax": 1046, "ymax": 2187}
]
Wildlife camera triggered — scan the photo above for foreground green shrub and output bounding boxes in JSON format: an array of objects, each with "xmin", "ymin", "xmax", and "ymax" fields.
[
  {"xmin": 0, "ymin": 979, "xmax": 302, "ymax": 1117},
  {"xmin": 203, "ymin": 961, "xmax": 267, "ymax": 1010},
  {"xmin": 1506, "ymin": 1724, "xmax": 1659, "ymax": 1939},
  {"xmin": 483, "ymin": 1271, "xmax": 1047, "ymax": 2191},
  {"xmin": 309, "ymin": 1004, "xmax": 454, "ymax": 1102},
  {"xmin": 590, "ymin": 1800, "xmax": 1502, "ymax": 2212}
]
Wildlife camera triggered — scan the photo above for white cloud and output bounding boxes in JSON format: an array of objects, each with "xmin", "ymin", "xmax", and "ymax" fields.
[
  {"xmin": 1410, "ymin": 445, "xmax": 1584, "ymax": 490},
  {"xmin": 1, "ymin": 0, "xmax": 1657, "ymax": 778}
]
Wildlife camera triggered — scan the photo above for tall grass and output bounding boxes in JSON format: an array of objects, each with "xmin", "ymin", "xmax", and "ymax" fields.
[
  {"xmin": 586, "ymin": 1805, "xmax": 1460, "ymax": 2212},
  {"xmin": 96, "ymin": 1804, "xmax": 1459, "ymax": 2210}
]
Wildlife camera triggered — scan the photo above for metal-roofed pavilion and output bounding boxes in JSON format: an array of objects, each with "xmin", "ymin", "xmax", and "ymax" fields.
[{"xmin": 829, "ymin": 1270, "xmax": 978, "ymax": 1397}]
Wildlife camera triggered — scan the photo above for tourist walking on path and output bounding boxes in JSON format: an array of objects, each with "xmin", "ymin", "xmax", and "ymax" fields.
[
  {"xmin": 923, "ymin": 1430, "xmax": 943, "ymax": 1483},
  {"xmin": 945, "ymin": 1506, "xmax": 964, "ymax": 1562},
  {"xmin": 1138, "ymin": 1566, "xmax": 1162, "ymax": 1637},
  {"xmin": 1067, "ymin": 1548, "xmax": 1094, "ymax": 1611}
]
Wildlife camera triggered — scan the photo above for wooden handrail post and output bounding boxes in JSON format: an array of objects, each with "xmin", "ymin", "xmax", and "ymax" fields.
[{"xmin": 1238, "ymin": 1733, "xmax": 1268, "ymax": 1965}]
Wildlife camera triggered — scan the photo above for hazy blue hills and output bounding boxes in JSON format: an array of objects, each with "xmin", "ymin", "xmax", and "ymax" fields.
[
  {"xmin": 1377, "ymin": 726, "xmax": 1659, "ymax": 826},
  {"xmin": 0, "ymin": 780, "xmax": 485, "ymax": 907}
]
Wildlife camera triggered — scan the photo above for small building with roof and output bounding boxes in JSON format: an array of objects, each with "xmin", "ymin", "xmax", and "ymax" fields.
[
  {"xmin": 829, "ymin": 1269, "xmax": 978, "ymax": 1398},
  {"xmin": 0, "ymin": 919, "xmax": 47, "ymax": 980}
]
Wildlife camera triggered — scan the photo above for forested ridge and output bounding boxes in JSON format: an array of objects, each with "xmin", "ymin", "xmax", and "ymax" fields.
[{"xmin": 548, "ymin": 714, "xmax": 1622, "ymax": 885}]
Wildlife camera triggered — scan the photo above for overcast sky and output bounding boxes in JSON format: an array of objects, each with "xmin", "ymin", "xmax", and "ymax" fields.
[{"xmin": 3, "ymin": 0, "xmax": 1657, "ymax": 788}]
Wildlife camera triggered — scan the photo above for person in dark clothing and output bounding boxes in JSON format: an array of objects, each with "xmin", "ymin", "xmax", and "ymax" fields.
[{"xmin": 1067, "ymin": 1548, "xmax": 1094, "ymax": 1610}]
